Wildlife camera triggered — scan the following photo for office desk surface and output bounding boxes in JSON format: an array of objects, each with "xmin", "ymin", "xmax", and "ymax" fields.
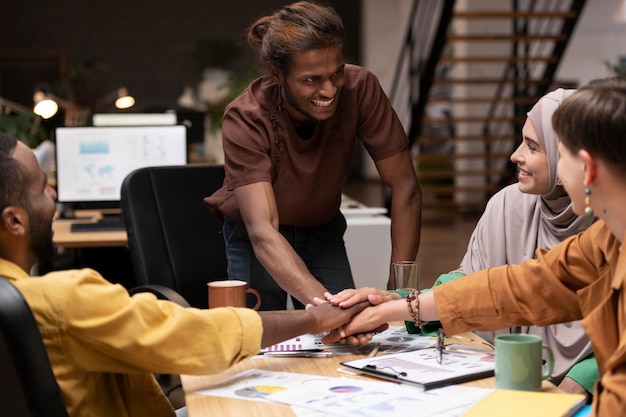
[
  {"xmin": 51, "ymin": 206, "xmax": 389, "ymax": 273},
  {"xmin": 52, "ymin": 210, "xmax": 127, "ymax": 248},
  {"xmin": 180, "ymin": 330, "xmax": 559, "ymax": 416}
]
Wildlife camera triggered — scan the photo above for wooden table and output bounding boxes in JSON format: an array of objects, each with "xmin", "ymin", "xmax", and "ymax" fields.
[
  {"xmin": 180, "ymin": 331, "xmax": 559, "ymax": 416},
  {"xmin": 52, "ymin": 210, "xmax": 127, "ymax": 248}
]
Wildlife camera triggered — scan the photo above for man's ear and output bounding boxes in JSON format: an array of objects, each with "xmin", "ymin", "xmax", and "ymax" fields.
[
  {"xmin": 268, "ymin": 63, "xmax": 284, "ymax": 85},
  {"xmin": 0, "ymin": 206, "xmax": 27, "ymax": 237}
]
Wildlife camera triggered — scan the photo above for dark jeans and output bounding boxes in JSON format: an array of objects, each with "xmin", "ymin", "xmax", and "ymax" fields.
[{"xmin": 223, "ymin": 211, "xmax": 354, "ymax": 310}]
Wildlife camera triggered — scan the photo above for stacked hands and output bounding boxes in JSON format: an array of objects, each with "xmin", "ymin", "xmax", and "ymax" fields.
[{"xmin": 313, "ymin": 287, "xmax": 403, "ymax": 345}]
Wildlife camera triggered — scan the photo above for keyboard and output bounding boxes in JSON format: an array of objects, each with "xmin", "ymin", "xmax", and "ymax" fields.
[{"xmin": 70, "ymin": 217, "xmax": 125, "ymax": 232}]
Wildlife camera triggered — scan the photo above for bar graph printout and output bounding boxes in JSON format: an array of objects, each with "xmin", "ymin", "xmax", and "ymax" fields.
[
  {"xmin": 341, "ymin": 347, "xmax": 494, "ymax": 390},
  {"xmin": 260, "ymin": 325, "xmax": 434, "ymax": 356}
]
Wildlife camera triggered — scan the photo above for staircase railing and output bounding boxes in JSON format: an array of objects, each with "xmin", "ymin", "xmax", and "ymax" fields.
[
  {"xmin": 388, "ymin": 0, "xmax": 456, "ymax": 146},
  {"xmin": 482, "ymin": 0, "xmax": 587, "ymax": 187},
  {"xmin": 389, "ymin": 0, "xmax": 586, "ymax": 210}
]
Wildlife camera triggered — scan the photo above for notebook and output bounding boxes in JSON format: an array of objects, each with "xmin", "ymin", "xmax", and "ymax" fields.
[
  {"xmin": 260, "ymin": 326, "xmax": 434, "ymax": 357},
  {"xmin": 463, "ymin": 389, "xmax": 587, "ymax": 417},
  {"xmin": 340, "ymin": 346, "xmax": 494, "ymax": 390}
]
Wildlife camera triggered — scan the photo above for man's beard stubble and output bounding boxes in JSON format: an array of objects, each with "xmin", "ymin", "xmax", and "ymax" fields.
[{"xmin": 27, "ymin": 206, "xmax": 55, "ymax": 264}]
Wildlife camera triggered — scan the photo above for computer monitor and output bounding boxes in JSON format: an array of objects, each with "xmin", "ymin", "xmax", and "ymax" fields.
[
  {"xmin": 55, "ymin": 125, "xmax": 187, "ymax": 212},
  {"xmin": 92, "ymin": 112, "xmax": 178, "ymax": 127},
  {"xmin": 92, "ymin": 111, "xmax": 204, "ymax": 143}
]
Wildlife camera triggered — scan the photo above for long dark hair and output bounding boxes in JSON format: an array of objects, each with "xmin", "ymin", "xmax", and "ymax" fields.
[{"xmin": 247, "ymin": 1, "xmax": 345, "ymax": 76}]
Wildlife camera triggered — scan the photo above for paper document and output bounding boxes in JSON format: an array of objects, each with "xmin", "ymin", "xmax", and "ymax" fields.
[
  {"xmin": 341, "ymin": 347, "xmax": 494, "ymax": 390},
  {"xmin": 340, "ymin": 207, "xmax": 388, "ymax": 217},
  {"xmin": 266, "ymin": 372, "xmax": 493, "ymax": 417},
  {"xmin": 260, "ymin": 326, "xmax": 434, "ymax": 357},
  {"xmin": 194, "ymin": 368, "xmax": 492, "ymax": 417}
]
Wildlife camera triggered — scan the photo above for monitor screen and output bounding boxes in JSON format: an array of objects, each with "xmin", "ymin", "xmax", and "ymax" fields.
[
  {"xmin": 92, "ymin": 112, "xmax": 178, "ymax": 127},
  {"xmin": 55, "ymin": 125, "xmax": 187, "ymax": 208}
]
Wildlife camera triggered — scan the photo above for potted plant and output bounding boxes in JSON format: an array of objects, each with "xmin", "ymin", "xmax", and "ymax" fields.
[
  {"xmin": 0, "ymin": 111, "xmax": 48, "ymax": 148},
  {"xmin": 189, "ymin": 37, "xmax": 259, "ymax": 163}
]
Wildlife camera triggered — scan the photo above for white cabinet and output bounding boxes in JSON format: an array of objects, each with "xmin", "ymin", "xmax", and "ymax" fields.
[
  {"xmin": 341, "ymin": 194, "xmax": 391, "ymax": 290},
  {"xmin": 344, "ymin": 214, "xmax": 391, "ymax": 289}
]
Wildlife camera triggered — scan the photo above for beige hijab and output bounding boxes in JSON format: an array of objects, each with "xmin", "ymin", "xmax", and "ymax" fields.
[{"xmin": 455, "ymin": 88, "xmax": 596, "ymax": 380}]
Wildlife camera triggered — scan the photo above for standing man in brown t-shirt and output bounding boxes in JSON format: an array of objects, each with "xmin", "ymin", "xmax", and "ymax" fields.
[{"xmin": 205, "ymin": 1, "xmax": 421, "ymax": 310}]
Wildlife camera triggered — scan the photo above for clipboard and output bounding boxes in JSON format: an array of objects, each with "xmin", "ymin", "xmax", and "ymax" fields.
[{"xmin": 340, "ymin": 347, "xmax": 494, "ymax": 390}]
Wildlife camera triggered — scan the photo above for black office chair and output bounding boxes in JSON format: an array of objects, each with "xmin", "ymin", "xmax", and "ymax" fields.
[
  {"xmin": 121, "ymin": 164, "xmax": 228, "ymax": 308},
  {"xmin": 0, "ymin": 278, "xmax": 69, "ymax": 417}
]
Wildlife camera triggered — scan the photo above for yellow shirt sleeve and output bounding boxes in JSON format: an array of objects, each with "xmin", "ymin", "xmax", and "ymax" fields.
[{"xmin": 18, "ymin": 268, "xmax": 263, "ymax": 376}]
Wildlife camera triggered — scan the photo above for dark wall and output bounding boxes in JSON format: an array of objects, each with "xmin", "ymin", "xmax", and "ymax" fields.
[{"xmin": 0, "ymin": 0, "xmax": 360, "ymax": 112}]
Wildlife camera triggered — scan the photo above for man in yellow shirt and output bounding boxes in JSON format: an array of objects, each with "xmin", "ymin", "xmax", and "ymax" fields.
[{"xmin": 0, "ymin": 132, "xmax": 368, "ymax": 417}]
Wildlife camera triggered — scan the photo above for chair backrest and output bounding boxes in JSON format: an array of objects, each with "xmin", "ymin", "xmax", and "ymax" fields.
[
  {"xmin": 0, "ymin": 278, "xmax": 69, "ymax": 417},
  {"xmin": 121, "ymin": 164, "xmax": 227, "ymax": 308}
]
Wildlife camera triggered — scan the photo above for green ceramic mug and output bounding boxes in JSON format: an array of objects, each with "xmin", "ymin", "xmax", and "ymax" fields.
[{"xmin": 495, "ymin": 334, "xmax": 555, "ymax": 391}]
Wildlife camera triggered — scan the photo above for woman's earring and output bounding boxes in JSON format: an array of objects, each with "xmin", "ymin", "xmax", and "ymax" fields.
[{"xmin": 584, "ymin": 187, "xmax": 594, "ymax": 217}]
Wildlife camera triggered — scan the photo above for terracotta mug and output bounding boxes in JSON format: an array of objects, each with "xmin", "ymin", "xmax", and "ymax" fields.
[{"xmin": 207, "ymin": 280, "xmax": 261, "ymax": 310}]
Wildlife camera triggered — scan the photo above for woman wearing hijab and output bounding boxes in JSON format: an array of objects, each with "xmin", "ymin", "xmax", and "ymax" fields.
[
  {"xmin": 453, "ymin": 89, "xmax": 594, "ymax": 284},
  {"xmin": 434, "ymin": 88, "xmax": 597, "ymax": 397}
]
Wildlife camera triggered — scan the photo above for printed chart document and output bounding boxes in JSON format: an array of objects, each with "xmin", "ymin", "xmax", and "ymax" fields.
[
  {"xmin": 260, "ymin": 326, "xmax": 434, "ymax": 357},
  {"xmin": 266, "ymin": 372, "xmax": 492, "ymax": 417},
  {"xmin": 341, "ymin": 347, "xmax": 494, "ymax": 390},
  {"xmin": 193, "ymin": 368, "xmax": 492, "ymax": 417}
]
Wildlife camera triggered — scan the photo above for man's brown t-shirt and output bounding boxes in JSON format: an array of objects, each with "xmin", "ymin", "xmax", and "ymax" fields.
[{"xmin": 204, "ymin": 64, "xmax": 408, "ymax": 226}]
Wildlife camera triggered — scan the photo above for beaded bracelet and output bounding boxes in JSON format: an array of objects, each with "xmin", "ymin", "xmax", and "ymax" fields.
[{"xmin": 405, "ymin": 289, "xmax": 425, "ymax": 327}]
